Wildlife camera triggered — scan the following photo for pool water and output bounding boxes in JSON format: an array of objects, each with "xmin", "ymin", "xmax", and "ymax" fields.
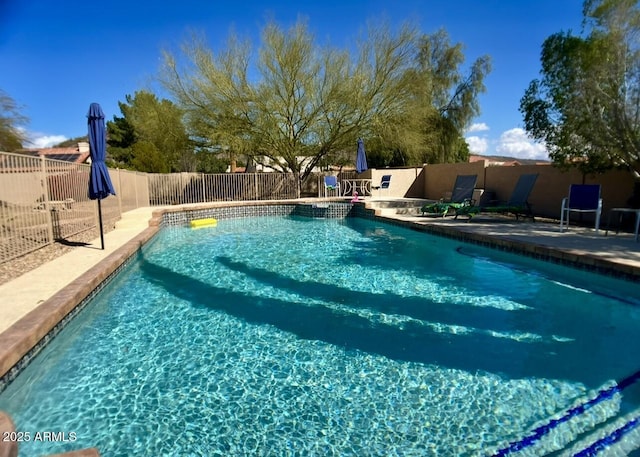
[{"xmin": 1, "ymin": 216, "xmax": 640, "ymax": 456}]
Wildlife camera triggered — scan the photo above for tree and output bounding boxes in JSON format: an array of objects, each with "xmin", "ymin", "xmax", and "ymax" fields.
[
  {"xmin": 107, "ymin": 91, "xmax": 194, "ymax": 172},
  {"xmin": 520, "ymin": 0, "xmax": 640, "ymax": 177},
  {"xmin": 131, "ymin": 141, "xmax": 171, "ymax": 173},
  {"xmin": 160, "ymin": 19, "xmax": 489, "ymax": 185},
  {"xmin": 392, "ymin": 29, "xmax": 490, "ymax": 165},
  {"xmin": 160, "ymin": 20, "xmax": 418, "ymax": 193},
  {"xmin": 106, "ymin": 115, "xmax": 136, "ymax": 169},
  {"xmin": 0, "ymin": 90, "xmax": 29, "ymax": 151}
]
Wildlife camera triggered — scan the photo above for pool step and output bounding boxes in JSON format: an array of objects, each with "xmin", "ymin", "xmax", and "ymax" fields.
[{"xmin": 364, "ymin": 198, "xmax": 434, "ymax": 217}]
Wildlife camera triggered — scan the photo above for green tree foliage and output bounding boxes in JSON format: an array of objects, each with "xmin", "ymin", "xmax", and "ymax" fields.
[
  {"xmin": 380, "ymin": 29, "xmax": 490, "ymax": 165},
  {"xmin": 106, "ymin": 115, "xmax": 136, "ymax": 168},
  {"xmin": 107, "ymin": 91, "xmax": 195, "ymax": 172},
  {"xmin": 0, "ymin": 90, "xmax": 28, "ymax": 151},
  {"xmin": 160, "ymin": 19, "xmax": 489, "ymax": 184},
  {"xmin": 160, "ymin": 21, "xmax": 405, "ymax": 190},
  {"xmin": 161, "ymin": 20, "xmax": 418, "ymax": 188},
  {"xmin": 194, "ymin": 151, "xmax": 228, "ymax": 173},
  {"xmin": 520, "ymin": 0, "xmax": 640, "ymax": 176},
  {"xmin": 131, "ymin": 141, "xmax": 171, "ymax": 173}
]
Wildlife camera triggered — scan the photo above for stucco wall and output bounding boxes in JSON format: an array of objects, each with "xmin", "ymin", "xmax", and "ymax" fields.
[
  {"xmin": 422, "ymin": 162, "xmax": 637, "ymax": 220},
  {"xmin": 360, "ymin": 168, "xmax": 424, "ymax": 198},
  {"xmin": 422, "ymin": 162, "xmax": 487, "ymax": 201}
]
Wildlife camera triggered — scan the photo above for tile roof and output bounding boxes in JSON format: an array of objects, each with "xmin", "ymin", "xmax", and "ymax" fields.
[{"xmin": 17, "ymin": 143, "xmax": 90, "ymax": 164}]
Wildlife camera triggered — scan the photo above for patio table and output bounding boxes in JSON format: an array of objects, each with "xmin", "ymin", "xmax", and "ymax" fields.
[{"xmin": 605, "ymin": 208, "xmax": 640, "ymax": 242}]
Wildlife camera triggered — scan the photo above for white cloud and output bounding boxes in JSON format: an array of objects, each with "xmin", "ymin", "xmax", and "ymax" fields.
[
  {"xmin": 27, "ymin": 134, "xmax": 68, "ymax": 148},
  {"xmin": 466, "ymin": 123, "xmax": 489, "ymax": 133},
  {"xmin": 465, "ymin": 123, "xmax": 490, "ymax": 154},
  {"xmin": 495, "ymin": 128, "xmax": 548, "ymax": 160},
  {"xmin": 466, "ymin": 135, "xmax": 489, "ymax": 154}
]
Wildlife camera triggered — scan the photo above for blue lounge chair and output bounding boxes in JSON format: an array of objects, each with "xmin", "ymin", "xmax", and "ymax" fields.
[
  {"xmin": 323, "ymin": 175, "xmax": 341, "ymax": 197},
  {"xmin": 455, "ymin": 173, "xmax": 539, "ymax": 221},
  {"xmin": 560, "ymin": 184, "xmax": 602, "ymax": 233},
  {"xmin": 421, "ymin": 174, "xmax": 478, "ymax": 217}
]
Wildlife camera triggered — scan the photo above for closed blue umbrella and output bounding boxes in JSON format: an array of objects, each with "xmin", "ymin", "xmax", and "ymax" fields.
[
  {"xmin": 356, "ymin": 137, "xmax": 368, "ymax": 174},
  {"xmin": 87, "ymin": 102, "xmax": 116, "ymax": 250}
]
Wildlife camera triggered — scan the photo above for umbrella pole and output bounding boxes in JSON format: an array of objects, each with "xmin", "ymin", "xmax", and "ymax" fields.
[{"xmin": 97, "ymin": 199, "xmax": 105, "ymax": 250}]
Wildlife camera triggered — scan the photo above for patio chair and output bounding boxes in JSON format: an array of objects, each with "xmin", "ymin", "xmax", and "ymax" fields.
[
  {"xmin": 371, "ymin": 175, "xmax": 392, "ymax": 196},
  {"xmin": 455, "ymin": 173, "xmax": 539, "ymax": 221},
  {"xmin": 421, "ymin": 174, "xmax": 478, "ymax": 217},
  {"xmin": 323, "ymin": 175, "xmax": 341, "ymax": 197},
  {"xmin": 560, "ymin": 184, "xmax": 602, "ymax": 233}
]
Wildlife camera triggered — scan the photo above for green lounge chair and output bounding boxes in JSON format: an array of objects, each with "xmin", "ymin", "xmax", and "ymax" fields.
[
  {"xmin": 421, "ymin": 174, "xmax": 478, "ymax": 217},
  {"xmin": 455, "ymin": 173, "xmax": 539, "ymax": 221}
]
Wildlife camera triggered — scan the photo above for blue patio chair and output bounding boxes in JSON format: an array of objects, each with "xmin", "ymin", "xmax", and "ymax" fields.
[
  {"xmin": 371, "ymin": 175, "xmax": 392, "ymax": 196},
  {"xmin": 323, "ymin": 175, "xmax": 341, "ymax": 197},
  {"xmin": 421, "ymin": 174, "xmax": 478, "ymax": 217},
  {"xmin": 560, "ymin": 184, "xmax": 603, "ymax": 233},
  {"xmin": 456, "ymin": 173, "xmax": 539, "ymax": 221}
]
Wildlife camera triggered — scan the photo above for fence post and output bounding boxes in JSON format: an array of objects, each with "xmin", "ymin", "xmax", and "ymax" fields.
[
  {"xmin": 40, "ymin": 155, "xmax": 54, "ymax": 244},
  {"xmin": 202, "ymin": 173, "xmax": 206, "ymax": 203},
  {"xmin": 134, "ymin": 171, "xmax": 139, "ymax": 208},
  {"xmin": 254, "ymin": 173, "xmax": 258, "ymax": 200},
  {"xmin": 181, "ymin": 173, "xmax": 185, "ymax": 205},
  {"xmin": 117, "ymin": 168, "xmax": 123, "ymax": 217}
]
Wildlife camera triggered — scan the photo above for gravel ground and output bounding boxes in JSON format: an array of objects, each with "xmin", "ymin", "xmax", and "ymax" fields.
[{"xmin": 0, "ymin": 226, "xmax": 113, "ymax": 286}]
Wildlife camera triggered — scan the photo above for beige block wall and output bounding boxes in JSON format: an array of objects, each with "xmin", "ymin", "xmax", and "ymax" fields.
[
  {"xmin": 422, "ymin": 162, "xmax": 637, "ymax": 220},
  {"xmin": 422, "ymin": 162, "xmax": 487, "ymax": 200}
]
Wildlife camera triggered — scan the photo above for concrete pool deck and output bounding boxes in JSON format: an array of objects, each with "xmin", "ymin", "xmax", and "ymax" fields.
[
  {"xmin": 1, "ymin": 199, "xmax": 639, "ymax": 378},
  {"xmin": 385, "ymin": 210, "xmax": 640, "ymax": 280}
]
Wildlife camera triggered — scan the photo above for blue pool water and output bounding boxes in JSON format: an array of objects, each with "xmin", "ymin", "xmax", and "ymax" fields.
[{"xmin": 1, "ymin": 215, "xmax": 640, "ymax": 456}]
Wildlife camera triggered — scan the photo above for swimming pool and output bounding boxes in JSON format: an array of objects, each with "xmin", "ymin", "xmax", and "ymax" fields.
[{"xmin": 1, "ymin": 214, "xmax": 640, "ymax": 456}]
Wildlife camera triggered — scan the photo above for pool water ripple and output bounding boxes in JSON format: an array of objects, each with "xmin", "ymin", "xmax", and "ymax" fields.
[{"xmin": 1, "ymin": 216, "xmax": 639, "ymax": 456}]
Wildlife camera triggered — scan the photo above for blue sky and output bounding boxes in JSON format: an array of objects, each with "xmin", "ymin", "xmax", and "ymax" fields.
[{"xmin": 1, "ymin": 0, "xmax": 585, "ymax": 159}]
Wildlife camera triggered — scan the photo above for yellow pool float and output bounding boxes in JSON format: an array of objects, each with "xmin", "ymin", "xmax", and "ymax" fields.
[{"xmin": 190, "ymin": 218, "xmax": 218, "ymax": 229}]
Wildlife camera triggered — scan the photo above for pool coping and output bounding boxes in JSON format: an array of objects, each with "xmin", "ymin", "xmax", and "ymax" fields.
[
  {"xmin": 376, "ymin": 215, "xmax": 640, "ymax": 281},
  {"xmin": 0, "ymin": 199, "xmax": 638, "ymax": 386},
  {"xmin": 0, "ymin": 222, "xmax": 161, "ymax": 385}
]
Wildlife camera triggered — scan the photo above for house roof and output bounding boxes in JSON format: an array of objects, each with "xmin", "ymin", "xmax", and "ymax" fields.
[
  {"xmin": 469, "ymin": 154, "xmax": 549, "ymax": 166},
  {"xmin": 17, "ymin": 143, "xmax": 90, "ymax": 164},
  {"xmin": 469, "ymin": 155, "xmax": 521, "ymax": 166}
]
